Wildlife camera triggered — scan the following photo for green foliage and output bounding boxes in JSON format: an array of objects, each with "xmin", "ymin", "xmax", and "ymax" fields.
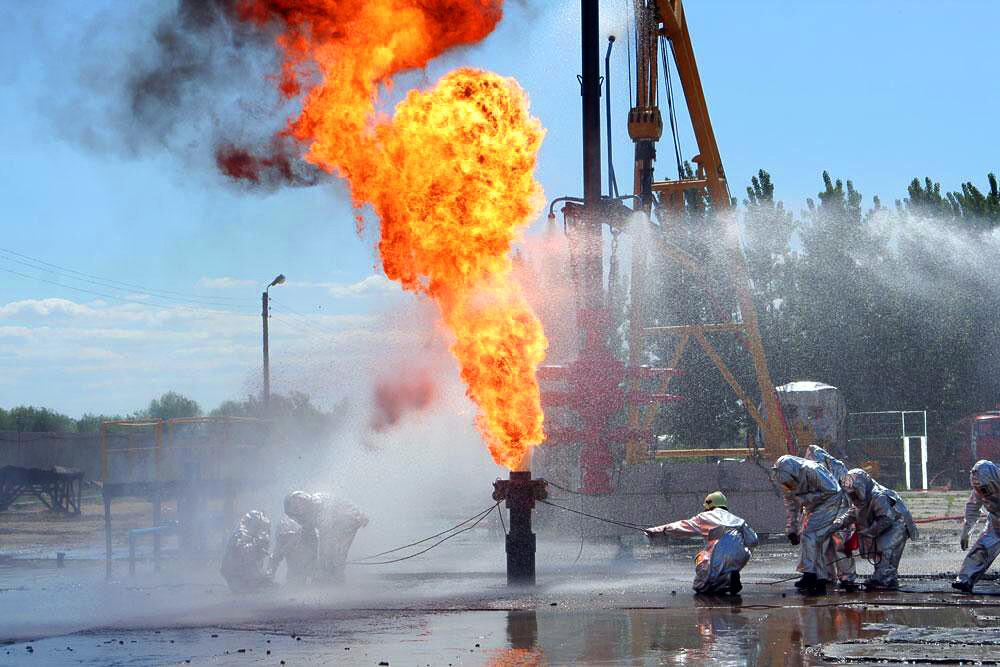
[
  {"xmin": 211, "ymin": 391, "xmax": 347, "ymax": 442},
  {"xmin": 900, "ymin": 173, "xmax": 1000, "ymax": 231},
  {"xmin": 137, "ymin": 391, "xmax": 201, "ymax": 420},
  {"xmin": 0, "ymin": 406, "xmax": 76, "ymax": 433},
  {"xmin": 645, "ymin": 168, "xmax": 1000, "ymax": 451},
  {"xmin": 75, "ymin": 413, "xmax": 124, "ymax": 433}
]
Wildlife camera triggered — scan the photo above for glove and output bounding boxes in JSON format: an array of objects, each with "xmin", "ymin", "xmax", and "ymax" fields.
[
  {"xmin": 787, "ymin": 532, "xmax": 800, "ymax": 546},
  {"xmin": 844, "ymin": 530, "xmax": 859, "ymax": 556},
  {"xmin": 961, "ymin": 533, "xmax": 969, "ymax": 551},
  {"xmin": 831, "ymin": 518, "xmax": 844, "ymax": 532}
]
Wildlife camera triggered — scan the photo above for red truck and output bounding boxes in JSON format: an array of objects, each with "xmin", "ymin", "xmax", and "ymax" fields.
[{"xmin": 953, "ymin": 410, "xmax": 1000, "ymax": 483}]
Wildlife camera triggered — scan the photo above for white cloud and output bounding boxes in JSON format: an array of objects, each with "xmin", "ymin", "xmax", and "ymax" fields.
[
  {"xmin": 0, "ymin": 296, "xmax": 413, "ymax": 417},
  {"xmin": 196, "ymin": 276, "xmax": 256, "ymax": 289},
  {"xmin": 326, "ymin": 274, "xmax": 400, "ymax": 298}
]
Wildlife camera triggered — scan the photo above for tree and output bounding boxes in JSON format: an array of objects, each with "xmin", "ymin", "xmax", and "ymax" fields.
[
  {"xmin": 138, "ymin": 391, "xmax": 201, "ymax": 420},
  {"xmin": 900, "ymin": 173, "xmax": 1000, "ymax": 231},
  {"xmin": 0, "ymin": 406, "xmax": 76, "ymax": 433},
  {"xmin": 211, "ymin": 391, "xmax": 347, "ymax": 443},
  {"xmin": 75, "ymin": 413, "xmax": 124, "ymax": 433}
]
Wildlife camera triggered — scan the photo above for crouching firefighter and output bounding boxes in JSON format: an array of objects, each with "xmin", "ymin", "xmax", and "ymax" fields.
[
  {"xmin": 772, "ymin": 455, "xmax": 841, "ymax": 595},
  {"xmin": 836, "ymin": 468, "xmax": 918, "ymax": 591},
  {"xmin": 805, "ymin": 445, "xmax": 860, "ymax": 591},
  {"xmin": 645, "ymin": 492, "xmax": 758, "ymax": 595},
  {"xmin": 953, "ymin": 459, "xmax": 1000, "ymax": 593},
  {"xmin": 220, "ymin": 510, "xmax": 274, "ymax": 593}
]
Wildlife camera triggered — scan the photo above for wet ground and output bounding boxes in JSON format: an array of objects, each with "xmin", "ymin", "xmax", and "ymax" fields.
[{"xmin": 2, "ymin": 492, "xmax": 999, "ymax": 665}]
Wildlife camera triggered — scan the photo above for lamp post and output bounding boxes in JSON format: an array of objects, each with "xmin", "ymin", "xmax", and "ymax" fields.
[{"xmin": 262, "ymin": 273, "xmax": 285, "ymax": 411}]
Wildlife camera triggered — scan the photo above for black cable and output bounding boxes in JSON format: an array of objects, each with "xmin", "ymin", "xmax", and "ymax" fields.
[
  {"xmin": 349, "ymin": 502, "xmax": 500, "ymax": 563},
  {"xmin": 661, "ymin": 37, "xmax": 684, "ymax": 179},
  {"xmin": 349, "ymin": 502, "xmax": 500, "ymax": 565},
  {"xmin": 545, "ymin": 478, "xmax": 616, "ymax": 497},
  {"xmin": 625, "ymin": 0, "xmax": 633, "ymax": 105},
  {"xmin": 764, "ymin": 549, "xmax": 883, "ymax": 585},
  {"xmin": 0, "ymin": 247, "xmax": 255, "ymax": 306},
  {"xmin": 496, "ymin": 502, "xmax": 508, "ymax": 536},
  {"xmin": 540, "ymin": 499, "xmax": 647, "ymax": 532},
  {"xmin": 268, "ymin": 298, "xmax": 349, "ymax": 336},
  {"xmin": 0, "ymin": 266, "xmax": 244, "ymax": 315}
]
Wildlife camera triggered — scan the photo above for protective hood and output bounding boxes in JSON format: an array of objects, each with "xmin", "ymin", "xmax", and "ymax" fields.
[
  {"xmin": 772, "ymin": 455, "xmax": 806, "ymax": 492},
  {"xmin": 805, "ymin": 444, "xmax": 849, "ymax": 483},
  {"xmin": 240, "ymin": 510, "xmax": 271, "ymax": 541},
  {"xmin": 970, "ymin": 460, "xmax": 1000, "ymax": 500},
  {"xmin": 284, "ymin": 491, "xmax": 322, "ymax": 526},
  {"xmin": 842, "ymin": 468, "xmax": 876, "ymax": 505}
]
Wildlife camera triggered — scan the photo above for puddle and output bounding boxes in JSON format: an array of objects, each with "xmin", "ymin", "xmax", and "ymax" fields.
[{"xmin": 5, "ymin": 599, "xmax": 998, "ymax": 666}]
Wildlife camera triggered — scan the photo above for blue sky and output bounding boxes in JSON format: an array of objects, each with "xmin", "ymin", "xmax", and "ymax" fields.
[{"xmin": 1, "ymin": 0, "xmax": 997, "ymax": 418}]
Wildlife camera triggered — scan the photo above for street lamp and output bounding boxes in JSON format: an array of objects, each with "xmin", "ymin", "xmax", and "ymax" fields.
[{"xmin": 262, "ymin": 273, "xmax": 285, "ymax": 410}]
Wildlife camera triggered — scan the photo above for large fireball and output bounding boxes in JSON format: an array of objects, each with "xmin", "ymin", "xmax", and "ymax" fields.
[{"xmin": 239, "ymin": 1, "xmax": 547, "ymax": 468}]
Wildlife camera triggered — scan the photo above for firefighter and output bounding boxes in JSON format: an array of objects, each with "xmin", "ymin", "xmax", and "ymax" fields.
[
  {"xmin": 220, "ymin": 510, "xmax": 274, "ymax": 593},
  {"xmin": 952, "ymin": 459, "xmax": 1000, "ymax": 593},
  {"xmin": 835, "ymin": 468, "xmax": 917, "ymax": 591},
  {"xmin": 805, "ymin": 445, "xmax": 859, "ymax": 592},
  {"xmin": 645, "ymin": 491, "xmax": 758, "ymax": 595},
  {"xmin": 280, "ymin": 491, "xmax": 368, "ymax": 582},
  {"xmin": 772, "ymin": 455, "xmax": 841, "ymax": 595},
  {"xmin": 268, "ymin": 515, "xmax": 318, "ymax": 584}
]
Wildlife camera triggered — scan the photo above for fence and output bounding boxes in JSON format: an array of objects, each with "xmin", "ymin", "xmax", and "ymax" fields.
[{"xmin": 847, "ymin": 411, "xmax": 928, "ymax": 490}]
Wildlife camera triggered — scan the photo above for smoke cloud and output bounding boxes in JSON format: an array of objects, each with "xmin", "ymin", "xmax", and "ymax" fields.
[
  {"xmin": 369, "ymin": 370, "xmax": 436, "ymax": 433},
  {"xmin": 52, "ymin": 0, "xmax": 323, "ymax": 190}
]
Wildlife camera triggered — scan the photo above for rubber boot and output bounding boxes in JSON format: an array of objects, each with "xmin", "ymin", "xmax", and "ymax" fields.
[
  {"xmin": 805, "ymin": 577, "xmax": 827, "ymax": 595},
  {"xmin": 951, "ymin": 580, "xmax": 974, "ymax": 594},
  {"xmin": 729, "ymin": 571, "xmax": 742, "ymax": 595},
  {"xmin": 794, "ymin": 572, "xmax": 815, "ymax": 589}
]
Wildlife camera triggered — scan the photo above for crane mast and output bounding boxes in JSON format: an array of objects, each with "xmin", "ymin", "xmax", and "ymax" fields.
[{"xmin": 626, "ymin": 0, "xmax": 794, "ymax": 460}]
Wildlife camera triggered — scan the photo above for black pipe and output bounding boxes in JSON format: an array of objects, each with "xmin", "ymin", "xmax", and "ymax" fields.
[
  {"xmin": 605, "ymin": 36, "xmax": 618, "ymax": 198},
  {"xmin": 581, "ymin": 0, "xmax": 601, "ymax": 205},
  {"xmin": 494, "ymin": 471, "xmax": 547, "ymax": 586}
]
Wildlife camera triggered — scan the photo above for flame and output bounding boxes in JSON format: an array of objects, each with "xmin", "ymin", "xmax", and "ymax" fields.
[{"xmin": 238, "ymin": 1, "xmax": 547, "ymax": 468}]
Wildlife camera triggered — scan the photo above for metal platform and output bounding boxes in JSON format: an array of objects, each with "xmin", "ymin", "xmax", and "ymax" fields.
[{"xmin": 0, "ymin": 465, "xmax": 84, "ymax": 514}]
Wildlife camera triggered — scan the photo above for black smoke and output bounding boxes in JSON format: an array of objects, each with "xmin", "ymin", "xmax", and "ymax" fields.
[{"xmin": 52, "ymin": 0, "xmax": 323, "ymax": 190}]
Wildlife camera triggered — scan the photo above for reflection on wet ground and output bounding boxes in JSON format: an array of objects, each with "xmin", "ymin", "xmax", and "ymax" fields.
[{"xmin": 7, "ymin": 596, "xmax": 1000, "ymax": 666}]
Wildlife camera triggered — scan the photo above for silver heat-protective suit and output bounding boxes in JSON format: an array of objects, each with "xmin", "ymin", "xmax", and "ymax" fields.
[
  {"xmin": 773, "ymin": 455, "xmax": 841, "ymax": 581},
  {"xmin": 838, "ymin": 468, "xmax": 915, "ymax": 589},
  {"xmin": 220, "ymin": 510, "xmax": 273, "ymax": 593},
  {"xmin": 647, "ymin": 508, "xmax": 759, "ymax": 594},
  {"xmin": 268, "ymin": 517, "xmax": 318, "ymax": 584},
  {"xmin": 805, "ymin": 445, "xmax": 857, "ymax": 585},
  {"xmin": 283, "ymin": 491, "xmax": 369, "ymax": 582},
  {"xmin": 956, "ymin": 460, "xmax": 1000, "ymax": 588}
]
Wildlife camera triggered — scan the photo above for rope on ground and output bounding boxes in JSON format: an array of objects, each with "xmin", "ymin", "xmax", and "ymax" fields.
[
  {"xmin": 348, "ymin": 501, "xmax": 500, "ymax": 565},
  {"xmin": 539, "ymin": 499, "xmax": 648, "ymax": 533},
  {"xmin": 763, "ymin": 550, "xmax": 882, "ymax": 585},
  {"xmin": 913, "ymin": 515, "xmax": 963, "ymax": 524}
]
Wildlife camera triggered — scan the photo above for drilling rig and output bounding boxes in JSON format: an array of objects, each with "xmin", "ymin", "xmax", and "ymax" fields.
[{"xmin": 536, "ymin": 0, "xmax": 795, "ymax": 537}]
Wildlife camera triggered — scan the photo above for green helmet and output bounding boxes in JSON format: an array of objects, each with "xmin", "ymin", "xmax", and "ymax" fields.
[{"xmin": 704, "ymin": 491, "xmax": 728, "ymax": 511}]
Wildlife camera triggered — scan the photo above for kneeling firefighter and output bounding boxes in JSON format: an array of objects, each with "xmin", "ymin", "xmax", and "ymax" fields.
[
  {"xmin": 836, "ymin": 468, "xmax": 917, "ymax": 590},
  {"xmin": 645, "ymin": 491, "xmax": 758, "ymax": 595},
  {"xmin": 805, "ymin": 445, "xmax": 859, "ymax": 591},
  {"xmin": 953, "ymin": 459, "xmax": 1000, "ymax": 593},
  {"xmin": 772, "ymin": 455, "xmax": 841, "ymax": 595},
  {"xmin": 220, "ymin": 510, "xmax": 274, "ymax": 593}
]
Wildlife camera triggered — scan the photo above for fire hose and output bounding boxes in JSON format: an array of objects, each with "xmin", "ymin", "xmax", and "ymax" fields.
[{"xmin": 347, "ymin": 501, "xmax": 501, "ymax": 565}]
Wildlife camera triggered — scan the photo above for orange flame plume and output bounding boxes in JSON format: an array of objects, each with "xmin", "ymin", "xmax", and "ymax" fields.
[{"xmin": 238, "ymin": 1, "xmax": 547, "ymax": 468}]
